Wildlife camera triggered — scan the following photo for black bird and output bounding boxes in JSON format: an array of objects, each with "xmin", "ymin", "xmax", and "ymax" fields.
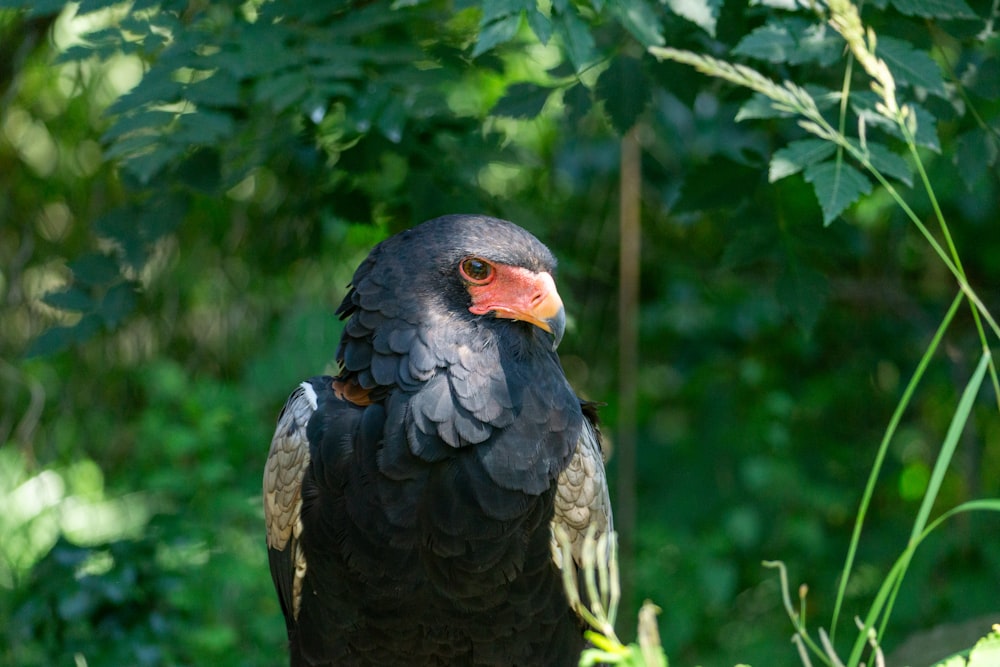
[{"xmin": 264, "ymin": 215, "xmax": 611, "ymax": 666}]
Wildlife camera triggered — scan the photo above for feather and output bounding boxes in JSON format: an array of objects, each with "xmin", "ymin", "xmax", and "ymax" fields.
[{"xmin": 264, "ymin": 215, "xmax": 609, "ymax": 667}]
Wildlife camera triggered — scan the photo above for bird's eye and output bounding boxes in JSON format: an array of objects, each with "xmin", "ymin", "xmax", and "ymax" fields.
[{"xmin": 460, "ymin": 257, "xmax": 495, "ymax": 284}]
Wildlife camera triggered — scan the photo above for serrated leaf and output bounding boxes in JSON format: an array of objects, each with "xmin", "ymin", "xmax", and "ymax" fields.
[
  {"xmin": 733, "ymin": 22, "xmax": 795, "ymax": 62},
  {"xmin": 856, "ymin": 140, "xmax": 913, "ymax": 186},
  {"xmin": 553, "ymin": 8, "xmax": 597, "ymax": 72},
  {"xmin": 663, "ymin": 0, "xmax": 721, "ymax": 36},
  {"xmin": 526, "ymin": 6, "xmax": 552, "ymax": 44},
  {"xmin": 472, "ymin": 13, "xmax": 521, "ymax": 57},
  {"xmin": 122, "ymin": 143, "xmax": 183, "ymax": 184},
  {"xmin": 480, "ymin": 0, "xmax": 526, "ymax": 23},
  {"xmin": 736, "ymin": 19, "xmax": 840, "ymax": 67},
  {"xmin": 889, "ymin": 0, "xmax": 976, "ymax": 18},
  {"xmin": 596, "ymin": 56, "xmax": 650, "ymax": 134},
  {"xmin": 609, "ymin": 0, "xmax": 665, "ymax": 47},
  {"xmin": 42, "ymin": 288, "xmax": 93, "ymax": 312},
  {"xmin": 803, "ymin": 160, "xmax": 872, "ymax": 225},
  {"xmin": 171, "ymin": 110, "xmax": 235, "ymax": 144},
  {"xmin": 69, "ymin": 253, "xmax": 120, "ymax": 285},
  {"xmin": 876, "ymin": 36, "xmax": 946, "ymax": 96},
  {"xmin": 101, "ymin": 110, "xmax": 176, "ymax": 144},
  {"xmin": 491, "ymin": 83, "xmax": 552, "ymax": 119},
  {"xmin": 105, "ymin": 74, "xmax": 183, "ymax": 116},
  {"xmin": 851, "ymin": 92, "xmax": 940, "ymax": 152},
  {"xmin": 769, "ymin": 139, "xmax": 836, "ymax": 182}
]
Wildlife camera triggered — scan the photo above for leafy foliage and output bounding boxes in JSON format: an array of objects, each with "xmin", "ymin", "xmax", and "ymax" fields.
[{"xmin": 2, "ymin": 0, "xmax": 1000, "ymax": 664}]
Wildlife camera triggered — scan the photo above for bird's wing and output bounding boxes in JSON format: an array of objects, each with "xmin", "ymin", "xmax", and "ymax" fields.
[
  {"xmin": 264, "ymin": 379, "xmax": 321, "ymax": 625},
  {"xmin": 551, "ymin": 401, "xmax": 613, "ymax": 573}
]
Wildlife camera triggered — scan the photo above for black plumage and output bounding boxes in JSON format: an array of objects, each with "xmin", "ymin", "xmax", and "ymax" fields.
[{"xmin": 264, "ymin": 215, "xmax": 611, "ymax": 666}]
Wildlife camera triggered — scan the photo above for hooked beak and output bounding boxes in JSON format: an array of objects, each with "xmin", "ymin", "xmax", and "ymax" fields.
[{"xmin": 467, "ymin": 266, "xmax": 567, "ymax": 350}]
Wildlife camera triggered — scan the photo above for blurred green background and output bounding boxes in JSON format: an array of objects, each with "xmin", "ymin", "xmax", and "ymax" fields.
[{"xmin": 1, "ymin": 0, "xmax": 998, "ymax": 665}]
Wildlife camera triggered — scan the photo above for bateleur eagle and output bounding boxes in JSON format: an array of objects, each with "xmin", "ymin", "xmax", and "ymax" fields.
[{"xmin": 264, "ymin": 215, "xmax": 612, "ymax": 666}]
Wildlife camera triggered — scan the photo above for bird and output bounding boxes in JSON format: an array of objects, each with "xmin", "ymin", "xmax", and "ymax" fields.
[{"xmin": 263, "ymin": 214, "xmax": 612, "ymax": 667}]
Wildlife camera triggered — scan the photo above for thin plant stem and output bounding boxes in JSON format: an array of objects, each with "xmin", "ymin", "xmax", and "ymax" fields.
[{"xmin": 829, "ymin": 291, "xmax": 962, "ymax": 639}]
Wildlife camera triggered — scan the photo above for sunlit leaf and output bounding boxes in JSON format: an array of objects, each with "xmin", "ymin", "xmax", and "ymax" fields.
[
  {"xmin": 803, "ymin": 160, "xmax": 873, "ymax": 225},
  {"xmin": 855, "ymin": 140, "xmax": 914, "ymax": 186},
  {"xmin": 525, "ymin": 6, "xmax": 552, "ymax": 44},
  {"xmin": 769, "ymin": 139, "xmax": 836, "ymax": 182},
  {"xmin": 733, "ymin": 18, "xmax": 841, "ymax": 66},
  {"xmin": 609, "ymin": 0, "xmax": 666, "ymax": 47},
  {"xmin": 875, "ymin": 36, "xmax": 946, "ymax": 96},
  {"xmin": 472, "ymin": 13, "xmax": 521, "ymax": 57},
  {"xmin": 553, "ymin": 8, "xmax": 597, "ymax": 72},
  {"xmin": 663, "ymin": 0, "xmax": 722, "ymax": 36}
]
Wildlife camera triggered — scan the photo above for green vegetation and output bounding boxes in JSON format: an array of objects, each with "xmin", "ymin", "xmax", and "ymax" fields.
[{"xmin": 1, "ymin": 0, "xmax": 998, "ymax": 665}]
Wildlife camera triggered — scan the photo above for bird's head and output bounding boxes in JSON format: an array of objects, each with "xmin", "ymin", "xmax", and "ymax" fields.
[{"xmin": 343, "ymin": 215, "xmax": 568, "ymax": 351}]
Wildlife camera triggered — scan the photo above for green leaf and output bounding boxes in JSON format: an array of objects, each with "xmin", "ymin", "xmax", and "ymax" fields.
[
  {"xmin": 480, "ymin": 0, "xmax": 526, "ymax": 23},
  {"xmin": 101, "ymin": 110, "xmax": 176, "ymax": 144},
  {"xmin": 851, "ymin": 93, "xmax": 940, "ymax": 152},
  {"xmin": 171, "ymin": 111, "xmax": 235, "ymax": 144},
  {"xmin": 491, "ymin": 83, "xmax": 552, "ymax": 119},
  {"xmin": 732, "ymin": 22, "xmax": 795, "ymax": 62},
  {"xmin": 769, "ymin": 139, "xmax": 836, "ymax": 182},
  {"xmin": 525, "ymin": 6, "xmax": 552, "ymax": 44},
  {"xmin": 553, "ymin": 8, "xmax": 597, "ymax": 72},
  {"xmin": 733, "ymin": 18, "xmax": 841, "ymax": 67},
  {"xmin": 954, "ymin": 129, "xmax": 998, "ymax": 189},
  {"xmin": 122, "ymin": 143, "xmax": 183, "ymax": 184},
  {"xmin": 563, "ymin": 83, "xmax": 592, "ymax": 126},
  {"xmin": 596, "ymin": 56, "xmax": 650, "ymax": 134},
  {"xmin": 42, "ymin": 288, "xmax": 93, "ymax": 312},
  {"xmin": 24, "ymin": 314, "xmax": 102, "ymax": 358},
  {"xmin": 99, "ymin": 283, "xmax": 137, "ymax": 328},
  {"xmin": 25, "ymin": 326, "xmax": 78, "ymax": 358},
  {"xmin": 185, "ymin": 71, "xmax": 242, "ymax": 109},
  {"xmin": 803, "ymin": 160, "xmax": 872, "ymax": 225},
  {"xmin": 472, "ymin": 13, "xmax": 521, "ymax": 57},
  {"xmin": 856, "ymin": 140, "xmax": 913, "ymax": 186},
  {"xmin": 663, "ymin": 0, "xmax": 721, "ymax": 36},
  {"xmin": 875, "ymin": 36, "xmax": 946, "ymax": 96},
  {"xmin": 609, "ymin": 0, "xmax": 666, "ymax": 47},
  {"xmin": 889, "ymin": 0, "xmax": 976, "ymax": 18},
  {"xmin": 69, "ymin": 253, "xmax": 120, "ymax": 285},
  {"xmin": 254, "ymin": 70, "xmax": 309, "ymax": 111},
  {"xmin": 105, "ymin": 74, "xmax": 183, "ymax": 116}
]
